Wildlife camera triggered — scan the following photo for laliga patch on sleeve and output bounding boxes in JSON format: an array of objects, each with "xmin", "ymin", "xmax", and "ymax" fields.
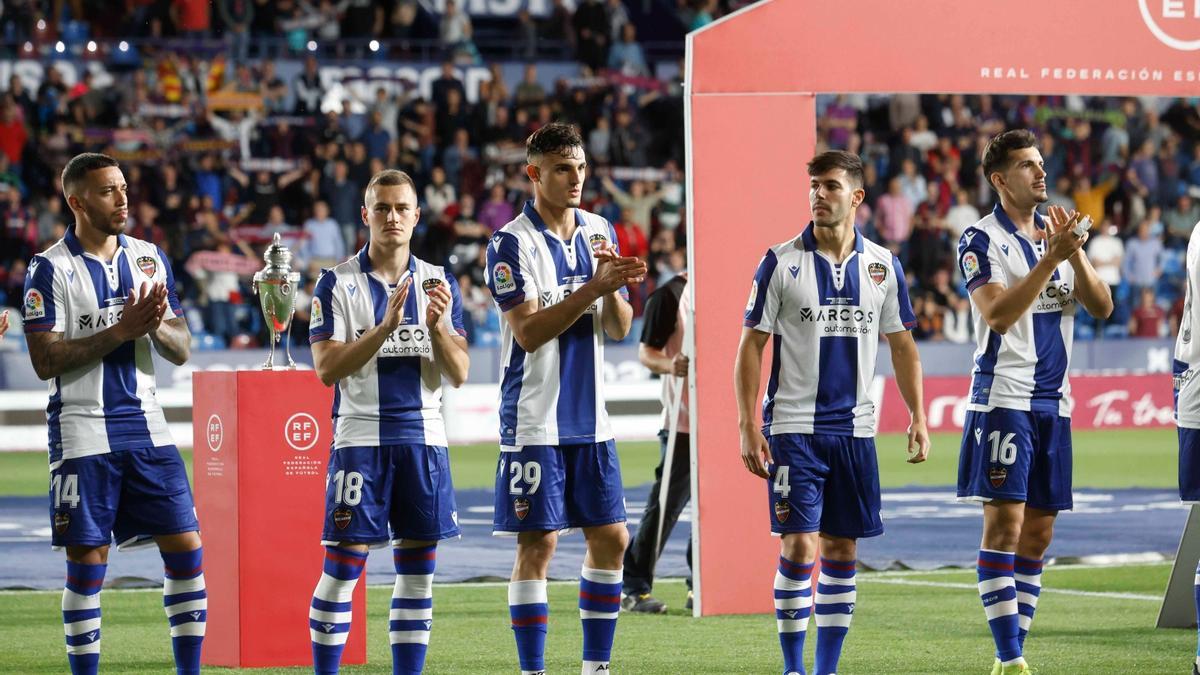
[
  {"xmin": 745, "ymin": 281, "xmax": 758, "ymax": 312},
  {"xmin": 961, "ymin": 251, "xmax": 981, "ymax": 279},
  {"xmin": 493, "ymin": 262, "xmax": 516, "ymax": 294},
  {"xmin": 311, "ymin": 297, "xmax": 324, "ymax": 328},
  {"xmin": 24, "ymin": 289, "xmax": 46, "ymax": 320}
]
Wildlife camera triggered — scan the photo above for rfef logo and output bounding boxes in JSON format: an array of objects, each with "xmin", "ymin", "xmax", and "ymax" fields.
[
  {"xmin": 1140, "ymin": 0, "xmax": 1200, "ymax": 50},
  {"xmin": 284, "ymin": 412, "xmax": 320, "ymax": 451},
  {"xmin": 207, "ymin": 414, "xmax": 223, "ymax": 452}
]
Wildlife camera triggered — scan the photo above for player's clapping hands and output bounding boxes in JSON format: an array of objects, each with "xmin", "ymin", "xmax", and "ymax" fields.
[
  {"xmin": 424, "ymin": 283, "xmax": 453, "ymax": 331},
  {"xmin": 382, "ymin": 277, "xmax": 413, "ymax": 333},
  {"xmin": 116, "ymin": 282, "xmax": 168, "ymax": 341},
  {"xmin": 591, "ymin": 242, "xmax": 647, "ymax": 295},
  {"xmin": 1042, "ymin": 205, "xmax": 1088, "ymax": 263}
]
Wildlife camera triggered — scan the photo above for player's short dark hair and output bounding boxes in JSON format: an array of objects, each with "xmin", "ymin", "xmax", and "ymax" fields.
[
  {"xmin": 61, "ymin": 153, "xmax": 119, "ymax": 196},
  {"xmin": 363, "ymin": 169, "xmax": 416, "ymax": 205},
  {"xmin": 806, "ymin": 150, "xmax": 864, "ymax": 189},
  {"xmin": 526, "ymin": 122, "xmax": 583, "ymax": 164},
  {"xmin": 982, "ymin": 129, "xmax": 1038, "ymax": 191}
]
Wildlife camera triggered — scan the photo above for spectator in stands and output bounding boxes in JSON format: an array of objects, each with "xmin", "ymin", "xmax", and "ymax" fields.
[
  {"xmin": 360, "ymin": 110, "xmax": 393, "ymax": 161},
  {"xmin": 439, "ymin": 0, "xmax": 473, "ymax": 52},
  {"xmin": 448, "ymin": 194, "xmax": 489, "ymax": 277},
  {"xmin": 875, "ymin": 176, "xmax": 913, "ymax": 257},
  {"xmin": 1167, "ymin": 194, "xmax": 1200, "ymax": 247},
  {"xmin": 171, "ymin": 0, "xmax": 211, "ymax": 38},
  {"xmin": 424, "ymin": 166, "xmax": 456, "ymax": 225},
  {"xmin": 442, "ymin": 128, "xmax": 478, "ymax": 188},
  {"xmin": 218, "ymin": 0, "xmax": 254, "ymax": 61},
  {"xmin": 1129, "ymin": 287, "xmax": 1166, "ymax": 338},
  {"xmin": 479, "ymin": 183, "xmax": 515, "ymax": 233},
  {"xmin": 1123, "ymin": 219, "xmax": 1163, "ymax": 296},
  {"xmin": 517, "ymin": 9, "xmax": 540, "ymax": 59},
  {"xmin": 300, "ymin": 200, "xmax": 347, "ymax": 270},
  {"xmin": 608, "ymin": 24, "xmax": 649, "ymax": 78},
  {"xmin": 0, "ymin": 96, "xmax": 28, "ymax": 168},
  {"xmin": 294, "ymin": 55, "xmax": 324, "ymax": 115},
  {"xmin": 1087, "ymin": 220, "xmax": 1124, "ymax": 307},
  {"xmin": 573, "ymin": 0, "xmax": 610, "ymax": 71},
  {"xmin": 1072, "ymin": 172, "xmax": 1119, "ymax": 226},
  {"xmin": 601, "ymin": 174, "xmax": 662, "ymax": 237}
]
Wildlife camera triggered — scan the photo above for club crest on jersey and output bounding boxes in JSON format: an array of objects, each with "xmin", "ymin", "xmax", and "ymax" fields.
[
  {"xmin": 589, "ymin": 233, "xmax": 608, "ymax": 252},
  {"xmin": 774, "ymin": 500, "xmax": 791, "ymax": 523},
  {"xmin": 24, "ymin": 289, "xmax": 46, "ymax": 320},
  {"xmin": 868, "ymin": 262, "xmax": 888, "ymax": 286},
  {"xmin": 136, "ymin": 255, "xmax": 157, "ymax": 278},
  {"xmin": 513, "ymin": 497, "xmax": 531, "ymax": 520},
  {"xmin": 962, "ymin": 252, "xmax": 981, "ymax": 279},
  {"xmin": 745, "ymin": 282, "xmax": 758, "ymax": 312},
  {"xmin": 54, "ymin": 511, "xmax": 70, "ymax": 534},
  {"xmin": 311, "ymin": 298, "xmax": 324, "ymax": 328},
  {"xmin": 989, "ymin": 467, "xmax": 1008, "ymax": 488},
  {"xmin": 422, "ymin": 277, "xmax": 443, "ymax": 295},
  {"xmin": 332, "ymin": 507, "xmax": 353, "ymax": 530},
  {"xmin": 493, "ymin": 262, "xmax": 516, "ymax": 294}
]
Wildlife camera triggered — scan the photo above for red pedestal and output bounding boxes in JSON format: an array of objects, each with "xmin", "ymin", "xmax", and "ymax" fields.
[{"xmin": 193, "ymin": 370, "xmax": 367, "ymax": 668}]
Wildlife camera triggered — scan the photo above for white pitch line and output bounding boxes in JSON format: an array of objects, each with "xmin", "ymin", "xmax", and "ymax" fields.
[{"xmin": 863, "ymin": 577, "xmax": 1161, "ymax": 601}]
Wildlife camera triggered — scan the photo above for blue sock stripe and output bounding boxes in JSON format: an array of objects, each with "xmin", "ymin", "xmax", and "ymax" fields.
[
  {"xmin": 63, "ymin": 608, "xmax": 102, "ymax": 623},
  {"xmin": 579, "ymin": 579, "xmax": 622, "ymax": 613},
  {"xmin": 778, "ymin": 556, "xmax": 815, "ymax": 581},
  {"xmin": 1017, "ymin": 603, "xmax": 1036, "ymax": 618},
  {"xmin": 816, "ymin": 581, "xmax": 855, "ymax": 595},
  {"xmin": 818, "ymin": 557, "xmax": 857, "ymax": 578},
  {"xmin": 391, "ymin": 596, "xmax": 434, "ymax": 610},
  {"xmin": 980, "ymin": 586, "xmax": 1017, "ymax": 606},
  {"xmin": 66, "ymin": 631, "xmax": 101, "ymax": 647},
  {"xmin": 393, "ymin": 545, "xmax": 437, "ymax": 575},
  {"xmin": 323, "ymin": 546, "xmax": 369, "ymax": 580},
  {"xmin": 510, "ymin": 603, "xmax": 549, "ymax": 620},
  {"xmin": 168, "ymin": 610, "xmax": 208, "ymax": 627},
  {"xmin": 309, "ymin": 618, "xmax": 352, "ymax": 633},
  {"xmin": 774, "ymin": 588, "xmax": 812, "ymax": 600},
  {"xmin": 775, "ymin": 607, "xmax": 812, "ymax": 619},
  {"xmin": 163, "ymin": 589, "xmax": 208, "ymax": 607},
  {"xmin": 1014, "ymin": 580, "xmax": 1041, "ymax": 595},
  {"xmin": 813, "ymin": 602, "xmax": 855, "ymax": 615},
  {"xmin": 311, "ymin": 597, "xmax": 353, "ymax": 613},
  {"xmin": 160, "ymin": 548, "xmax": 204, "ymax": 580},
  {"xmin": 1013, "ymin": 556, "xmax": 1043, "ymax": 575},
  {"xmin": 65, "ymin": 561, "xmax": 107, "ymax": 594},
  {"xmin": 389, "ymin": 618, "xmax": 433, "ymax": 631}
]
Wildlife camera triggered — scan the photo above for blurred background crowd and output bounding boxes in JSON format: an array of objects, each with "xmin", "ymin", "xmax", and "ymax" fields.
[{"xmin": 1, "ymin": 1, "xmax": 1198, "ymax": 351}]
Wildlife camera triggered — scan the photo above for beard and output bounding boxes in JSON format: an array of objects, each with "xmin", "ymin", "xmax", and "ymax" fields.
[{"xmin": 86, "ymin": 206, "xmax": 127, "ymax": 236}]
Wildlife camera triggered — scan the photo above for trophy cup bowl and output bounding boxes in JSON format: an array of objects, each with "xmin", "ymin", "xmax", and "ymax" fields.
[{"xmin": 252, "ymin": 233, "xmax": 302, "ymax": 369}]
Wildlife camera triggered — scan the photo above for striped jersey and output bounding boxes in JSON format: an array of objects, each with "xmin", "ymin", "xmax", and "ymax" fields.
[
  {"xmin": 957, "ymin": 205, "xmax": 1078, "ymax": 417},
  {"xmin": 485, "ymin": 202, "xmax": 627, "ymax": 447},
  {"xmin": 22, "ymin": 226, "xmax": 184, "ymax": 463},
  {"xmin": 743, "ymin": 224, "xmax": 916, "ymax": 438},
  {"xmin": 1174, "ymin": 222, "xmax": 1200, "ymax": 428},
  {"xmin": 309, "ymin": 247, "xmax": 466, "ymax": 448}
]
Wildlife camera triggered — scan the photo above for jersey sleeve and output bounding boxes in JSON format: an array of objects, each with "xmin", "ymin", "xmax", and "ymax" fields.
[
  {"xmin": 443, "ymin": 270, "xmax": 468, "ymax": 338},
  {"xmin": 485, "ymin": 231, "xmax": 537, "ymax": 312},
  {"xmin": 639, "ymin": 279, "xmax": 681, "ymax": 349},
  {"xmin": 22, "ymin": 255, "xmax": 66, "ymax": 333},
  {"xmin": 308, "ymin": 270, "xmax": 341, "ymax": 343},
  {"xmin": 743, "ymin": 249, "xmax": 781, "ymax": 333},
  {"xmin": 958, "ymin": 227, "xmax": 1007, "ymax": 293},
  {"xmin": 881, "ymin": 255, "xmax": 918, "ymax": 334},
  {"xmin": 156, "ymin": 246, "xmax": 184, "ymax": 318}
]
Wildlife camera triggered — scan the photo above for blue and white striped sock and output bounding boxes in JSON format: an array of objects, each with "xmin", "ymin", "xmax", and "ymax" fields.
[
  {"xmin": 579, "ymin": 566, "xmax": 622, "ymax": 674},
  {"xmin": 775, "ymin": 556, "xmax": 814, "ymax": 675},
  {"xmin": 1014, "ymin": 555, "xmax": 1043, "ymax": 650},
  {"xmin": 63, "ymin": 561, "xmax": 105, "ymax": 675},
  {"xmin": 509, "ymin": 579, "xmax": 549, "ymax": 674},
  {"xmin": 390, "ymin": 545, "xmax": 436, "ymax": 675},
  {"xmin": 814, "ymin": 557, "xmax": 856, "ymax": 675},
  {"xmin": 310, "ymin": 546, "xmax": 367, "ymax": 675},
  {"xmin": 161, "ymin": 548, "xmax": 206, "ymax": 675},
  {"xmin": 978, "ymin": 549, "xmax": 1022, "ymax": 665}
]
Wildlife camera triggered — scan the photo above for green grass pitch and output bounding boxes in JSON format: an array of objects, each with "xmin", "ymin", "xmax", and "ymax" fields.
[{"xmin": 0, "ymin": 428, "xmax": 1189, "ymax": 672}]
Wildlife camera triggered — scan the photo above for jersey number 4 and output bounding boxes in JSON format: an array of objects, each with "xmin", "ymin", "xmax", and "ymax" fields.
[{"xmin": 773, "ymin": 465, "xmax": 791, "ymax": 498}]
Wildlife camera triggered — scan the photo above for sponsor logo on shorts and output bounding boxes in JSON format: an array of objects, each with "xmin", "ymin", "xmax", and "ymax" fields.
[
  {"xmin": 421, "ymin": 277, "xmax": 443, "ymax": 295},
  {"xmin": 333, "ymin": 507, "xmax": 353, "ymax": 530},
  {"xmin": 24, "ymin": 289, "xmax": 45, "ymax": 320},
  {"xmin": 513, "ymin": 497, "xmax": 531, "ymax": 520},
  {"xmin": 868, "ymin": 262, "xmax": 888, "ymax": 286},
  {"xmin": 989, "ymin": 467, "xmax": 1008, "ymax": 488},
  {"xmin": 774, "ymin": 500, "xmax": 791, "ymax": 523},
  {"xmin": 136, "ymin": 255, "xmax": 158, "ymax": 278},
  {"xmin": 54, "ymin": 511, "xmax": 70, "ymax": 534}
]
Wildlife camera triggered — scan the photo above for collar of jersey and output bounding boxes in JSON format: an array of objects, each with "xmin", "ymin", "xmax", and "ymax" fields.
[
  {"xmin": 356, "ymin": 244, "xmax": 417, "ymax": 280},
  {"xmin": 522, "ymin": 200, "xmax": 587, "ymax": 237},
  {"xmin": 799, "ymin": 221, "xmax": 864, "ymax": 253},
  {"xmin": 64, "ymin": 224, "xmax": 129, "ymax": 258},
  {"xmin": 991, "ymin": 203, "xmax": 1046, "ymax": 238}
]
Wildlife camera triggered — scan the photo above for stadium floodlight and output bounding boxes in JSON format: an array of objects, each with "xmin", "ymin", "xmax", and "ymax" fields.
[
  {"xmin": 368, "ymin": 39, "xmax": 380, "ymax": 52},
  {"xmin": 118, "ymin": 41, "xmax": 129, "ymax": 52},
  {"xmin": 86, "ymin": 40, "xmax": 97, "ymax": 53},
  {"xmin": 36, "ymin": 19, "xmax": 46, "ymax": 31},
  {"xmin": 307, "ymin": 40, "xmax": 318, "ymax": 52},
  {"xmin": 54, "ymin": 41, "xmax": 65, "ymax": 53},
  {"xmin": 23, "ymin": 42, "xmax": 33, "ymax": 53}
]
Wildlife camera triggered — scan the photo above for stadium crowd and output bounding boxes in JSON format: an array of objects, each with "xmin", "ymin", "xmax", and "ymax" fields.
[{"xmin": 0, "ymin": 2, "xmax": 1197, "ymax": 350}]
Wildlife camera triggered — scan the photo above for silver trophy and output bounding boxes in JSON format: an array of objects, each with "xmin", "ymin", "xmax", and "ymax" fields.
[{"xmin": 252, "ymin": 232, "xmax": 301, "ymax": 369}]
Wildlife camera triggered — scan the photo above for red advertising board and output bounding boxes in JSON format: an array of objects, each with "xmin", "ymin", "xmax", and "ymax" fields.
[{"xmin": 193, "ymin": 370, "xmax": 366, "ymax": 668}]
